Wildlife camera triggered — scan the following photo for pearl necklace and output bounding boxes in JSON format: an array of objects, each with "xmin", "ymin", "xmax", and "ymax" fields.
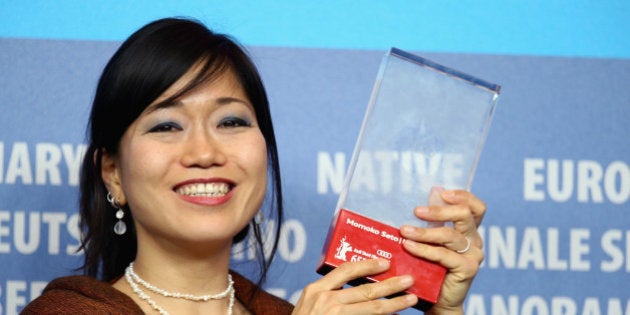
[{"xmin": 124, "ymin": 263, "xmax": 235, "ymax": 315}]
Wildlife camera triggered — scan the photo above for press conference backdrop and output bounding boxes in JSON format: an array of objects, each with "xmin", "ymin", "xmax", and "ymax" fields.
[{"xmin": 1, "ymin": 2, "xmax": 629, "ymax": 314}]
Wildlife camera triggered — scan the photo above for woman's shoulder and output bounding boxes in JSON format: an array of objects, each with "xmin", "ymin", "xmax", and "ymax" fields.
[
  {"xmin": 231, "ymin": 271, "xmax": 294, "ymax": 314},
  {"xmin": 21, "ymin": 275, "xmax": 143, "ymax": 314}
]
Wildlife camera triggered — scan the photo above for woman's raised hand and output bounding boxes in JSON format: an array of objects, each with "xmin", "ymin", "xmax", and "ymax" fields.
[
  {"xmin": 292, "ymin": 258, "xmax": 418, "ymax": 315},
  {"xmin": 400, "ymin": 189, "xmax": 486, "ymax": 314}
]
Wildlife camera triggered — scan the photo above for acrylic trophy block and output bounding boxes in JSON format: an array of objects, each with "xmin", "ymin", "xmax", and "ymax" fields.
[{"xmin": 317, "ymin": 48, "xmax": 500, "ymax": 311}]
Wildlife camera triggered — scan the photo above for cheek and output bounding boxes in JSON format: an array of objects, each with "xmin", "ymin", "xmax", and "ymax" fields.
[
  {"xmin": 250, "ymin": 138, "xmax": 269, "ymax": 210},
  {"xmin": 119, "ymin": 138, "xmax": 170, "ymax": 193},
  {"xmin": 237, "ymin": 133, "xmax": 269, "ymax": 197},
  {"xmin": 250, "ymin": 135, "xmax": 268, "ymax": 178}
]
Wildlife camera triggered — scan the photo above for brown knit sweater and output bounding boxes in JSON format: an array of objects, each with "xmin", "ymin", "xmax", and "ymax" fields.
[{"xmin": 21, "ymin": 271, "xmax": 294, "ymax": 314}]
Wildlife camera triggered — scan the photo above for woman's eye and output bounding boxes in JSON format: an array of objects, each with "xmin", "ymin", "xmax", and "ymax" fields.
[
  {"xmin": 218, "ymin": 116, "xmax": 251, "ymax": 128},
  {"xmin": 148, "ymin": 122, "xmax": 181, "ymax": 133}
]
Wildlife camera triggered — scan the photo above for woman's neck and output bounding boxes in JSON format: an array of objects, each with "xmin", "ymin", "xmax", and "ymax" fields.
[
  {"xmin": 132, "ymin": 237, "xmax": 234, "ymax": 295},
  {"xmin": 112, "ymin": 241, "xmax": 238, "ymax": 315}
]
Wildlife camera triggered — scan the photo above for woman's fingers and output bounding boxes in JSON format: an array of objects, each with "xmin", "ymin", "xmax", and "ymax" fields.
[
  {"xmin": 410, "ymin": 189, "xmax": 486, "ymax": 249},
  {"xmin": 333, "ymin": 274, "xmax": 414, "ymax": 305},
  {"xmin": 440, "ymin": 189, "xmax": 487, "ymax": 226},
  {"xmin": 401, "ymin": 236, "xmax": 483, "ymax": 270},
  {"xmin": 296, "ymin": 290, "xmax": 417, "ymax": 315},
  {"xmin": 293, "ymin": 259, "xmax": 418, "ymax": 314},
  {"xmin": 330, "ymin": 293, "xmax": 418, "ymax": 315},
  {"xmin": 419, "ymin": 190, "xmax": 486, "ymax": 223},
  {"xmin": 400, "ymin": 188, "xmax": 486, "ymax": 271},
  {"xmin": 400, "ymin": 225, "xmax": 473, "ymax": 255},
  {"xmin": 309, "ymin": 258, "xmax": 390, "ymax": 291}
]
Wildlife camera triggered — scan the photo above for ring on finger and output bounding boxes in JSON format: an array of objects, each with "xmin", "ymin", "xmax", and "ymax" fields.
[{"xmin": 456, "ymin": 236, "xmax": 471, "ymax": 254}]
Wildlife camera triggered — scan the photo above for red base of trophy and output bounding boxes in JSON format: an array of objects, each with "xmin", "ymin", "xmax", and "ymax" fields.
[{"xmin": 317, "ymin": 209, "xmax": 446, "ymax": 311}]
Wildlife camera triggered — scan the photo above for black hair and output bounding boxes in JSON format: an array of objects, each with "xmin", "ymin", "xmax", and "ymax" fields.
[{"xmin": 78, "ymin": 17, "xmax": 283, "ymax": 286}]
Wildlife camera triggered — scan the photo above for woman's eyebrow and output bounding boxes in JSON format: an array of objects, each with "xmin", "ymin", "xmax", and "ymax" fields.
[
  {"xmin": 144, "ymin": 96, "xmax": 252, "ymax": 115},
  {"xmin": 216, "ymin": 96, "xmax": 251, "ymax": 107},
  {"xmin": 145, "ymin": 100, "xmax": 183, "ymax": 114}
]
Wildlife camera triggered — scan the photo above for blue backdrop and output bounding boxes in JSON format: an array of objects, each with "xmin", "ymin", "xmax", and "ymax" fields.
[{"xmin": 1, "ymin": 2, "xmax": 629, "ymax": 314}]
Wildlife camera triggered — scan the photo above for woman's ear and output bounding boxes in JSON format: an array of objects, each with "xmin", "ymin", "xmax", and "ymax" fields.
[{"xmin": 99, "ymin": 149, "xmax": 127, "ymax": 205}]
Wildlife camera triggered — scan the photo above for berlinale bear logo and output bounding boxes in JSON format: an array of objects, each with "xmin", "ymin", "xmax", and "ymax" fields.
[{"xmin": 334, "ymin": 236, "xmax": 353, "ymax": 261}]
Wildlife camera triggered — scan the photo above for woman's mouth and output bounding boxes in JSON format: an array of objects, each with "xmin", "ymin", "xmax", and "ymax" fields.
[{"xmin": 175, "ymin": 182, "xmax": 231, "ymax": 197}]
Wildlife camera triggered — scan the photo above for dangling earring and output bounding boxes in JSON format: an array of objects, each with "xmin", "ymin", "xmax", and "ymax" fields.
[
  {"xmin": 254, "ymin": 210, "xmax": 264, "ymax": 225},
  {"xmin": 107, "ymin": 192, "xmax": 127, "ymax": 235}
]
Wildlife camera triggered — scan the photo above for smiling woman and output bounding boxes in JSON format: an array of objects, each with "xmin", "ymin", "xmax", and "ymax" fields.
[
  {"xmin": 23, "ymin": 17, "xmax": 290, "ymax": 315},
  {"xmin": 21, "ymin": 17, "xmax": 487, "ymax": 315}
]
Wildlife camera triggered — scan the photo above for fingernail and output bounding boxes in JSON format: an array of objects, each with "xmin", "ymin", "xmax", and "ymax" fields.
[
  {"xmin": 405, "ymin": 294, "xmax": 418, "ymax": 304},
  {"xmin": 442, "ymin": 190, "xmax": 456, "ymax": 201},
  {"xmin": 400, "ymin": 275, "xmax": 414, "ymax": 286},
  {"xmin": 402, "ymin": 239, "xmax": 418, "ymax": 250},
  {"xmin": 415, "ymin": 206, "xmax": 429, "ymax": 215},
  {"xmin": 377, "ymin": 258, "xmax": 390, "ymax": 268},
  {"xmin": 400, "ymin": 225, "xmax": 414, "ymax": 235},
  {"xmin": 430, "ymin": 186, "xmax": 445, "ymax": 194}
]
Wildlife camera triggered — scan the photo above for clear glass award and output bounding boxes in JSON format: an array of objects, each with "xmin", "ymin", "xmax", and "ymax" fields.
[{"xmin": 317, "ymin": 48, "xmax": 500, "ymax": 310}]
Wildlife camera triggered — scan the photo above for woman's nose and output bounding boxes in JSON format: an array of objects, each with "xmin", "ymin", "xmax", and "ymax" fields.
[{"xmin": 180, "ymin": 130, "xmax": 227, "ymax": 168}]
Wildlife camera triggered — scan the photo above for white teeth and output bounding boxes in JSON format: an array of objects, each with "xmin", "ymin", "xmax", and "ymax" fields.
[{"xmin": 177, "ymin": 183, "xmax": 230, "ymax": 197}]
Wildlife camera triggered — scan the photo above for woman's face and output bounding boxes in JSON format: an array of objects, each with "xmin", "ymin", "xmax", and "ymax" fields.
[{"xmin": 102, "ymin": 66, "xmax": 268, "ymax": 250}]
